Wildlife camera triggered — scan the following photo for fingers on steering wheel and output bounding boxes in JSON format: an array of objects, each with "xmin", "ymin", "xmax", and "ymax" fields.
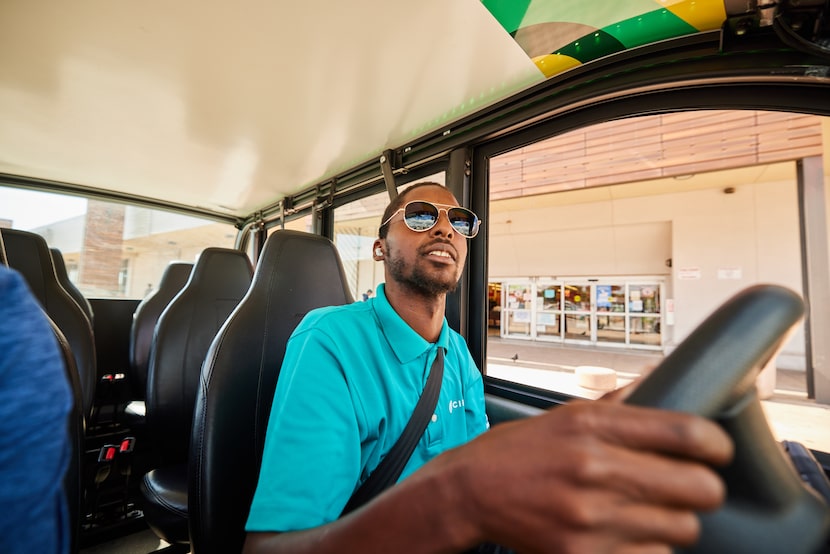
[{"xmin": 572, "ymin": 402, "xmax": 733, "ymax": 466}]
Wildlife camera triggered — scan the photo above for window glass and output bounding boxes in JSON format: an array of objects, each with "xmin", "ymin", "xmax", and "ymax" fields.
[
  {"xmin": 563, "ymin": 284, "xmax": 590, "ymax": 312},
  {"xmin": 629, "ymin": 284, "xmax": 660, "ymax": 314},
  {"xmin": 485, "ymin": 109, "xmax": 830, "ymax": 451},
  {"xmin": 596, "ymin": 315, "xmax": 625, "ymax": 344},
  {"xmin": 596, "ymin": 285, "xmax": 625, "ymax": 313},
  {"xmin": 535, "ymin": 283, "xmax": 561, "ymax": 340},
  {"xmin": 0, "ymin": 186, "xmax": 237, "ymax": 299},
  {"xmin": 283, "ymin": 215, "xmax": 314, "ymax": 233}
]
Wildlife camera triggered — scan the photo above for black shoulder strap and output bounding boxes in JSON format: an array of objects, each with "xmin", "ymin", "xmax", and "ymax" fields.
[{"xmin": 340, "ymin": 348, "xmax": 445, "ymax": 516}]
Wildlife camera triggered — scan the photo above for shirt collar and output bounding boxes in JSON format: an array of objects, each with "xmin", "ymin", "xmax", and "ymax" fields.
[{"xmin": 372, "ymin": 283, "xmax": 450, "ymax": 364}]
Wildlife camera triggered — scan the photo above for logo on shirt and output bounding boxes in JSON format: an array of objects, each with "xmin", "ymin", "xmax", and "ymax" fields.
[{"xmin": 448, "ymin": 398, "xmax": 465, "ymax": 413}]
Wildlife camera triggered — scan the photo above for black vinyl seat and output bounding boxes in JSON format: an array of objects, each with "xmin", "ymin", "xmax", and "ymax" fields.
[
  {"xmin": 48, "ymin": 321, "xmax": 86, "ymax": 554},
  {"xmin": 140, "ymin": 248, "xmax": 253, "ymax": 545},
  {"xmin": 188, "ymin": 230, "xmax": 353, "ymax": 554},
  {"xmin": 128, "ymin": 261, "xmax": 193, "ymax": 407},
  {"xmin": 1, "ymin": 228, "xmax": 98, "ymax": 421},
  {"xmin": 50, "ymin": 248, "xmax": 94, "ymax": 325}
]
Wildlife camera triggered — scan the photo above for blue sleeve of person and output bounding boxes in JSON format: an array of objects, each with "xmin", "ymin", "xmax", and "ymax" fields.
[{"xmin": 0, "ymin": 265, "xmax": 73, "ymax": 554}]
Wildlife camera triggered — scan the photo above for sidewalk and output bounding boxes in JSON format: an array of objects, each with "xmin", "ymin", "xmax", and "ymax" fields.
[
  {"xmin": 487, "ymin": 338, "xmax": 662, "ymax": 380},
  {"xmin": 486, "ymin": 337, "xmax": 807, "ymax": 396},
  {"xmin": 485, "ymin": 337, "xmax": 830, "ymax": 452}
]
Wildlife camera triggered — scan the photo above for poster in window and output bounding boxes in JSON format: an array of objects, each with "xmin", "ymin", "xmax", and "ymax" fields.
[
  {"xmin": 513, "ymin": 310, "xmax": 531, "ymax": 323},
  {"xmin": 597, "ymin": 285, "xmax": 611, "ymax": 308}
]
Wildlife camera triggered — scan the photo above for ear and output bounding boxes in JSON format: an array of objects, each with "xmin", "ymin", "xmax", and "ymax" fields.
[{"xmin": 372, "ymin": 240, "xmax": 384, "ymax": 260}]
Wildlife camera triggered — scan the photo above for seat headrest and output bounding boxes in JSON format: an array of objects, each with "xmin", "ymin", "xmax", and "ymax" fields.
[
  {"xmin": 158, "ymin": 262, "xmax": 194, "ymax": 293},
  {"xmin": 248, "ymin": 229, "xmax": 355, "ymax": 309},
  {"xmin": 185, "ymin": 248, "xmax": 253, "ymax": 298},
  {"xmin": 1, "ymin": 228, "xmax": 56, "ymax": 305},
  {"xmin": 50, "ymin": 248, "xmax": 94, "ymax": 323}
]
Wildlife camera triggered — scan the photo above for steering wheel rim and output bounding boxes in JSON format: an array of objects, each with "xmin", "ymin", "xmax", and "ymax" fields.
[{"xmin": 625, "ymin": 284, "xmax": 830, "ymax": 554}]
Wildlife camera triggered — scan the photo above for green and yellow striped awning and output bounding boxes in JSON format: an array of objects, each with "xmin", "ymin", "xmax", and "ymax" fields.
[{"xmin": 483, "ymin": 0, "xmax": 727, "ymax": 77}]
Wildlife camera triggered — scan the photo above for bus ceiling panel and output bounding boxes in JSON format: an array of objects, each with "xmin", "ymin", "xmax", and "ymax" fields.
[{"xmin": 0, "ymin": 0, "xmax": 539, "ymax": 220}]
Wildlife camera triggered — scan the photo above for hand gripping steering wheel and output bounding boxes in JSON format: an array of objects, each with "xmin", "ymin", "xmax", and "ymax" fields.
[{"xmin": 625, "ymin": 284, "xmax": 830, "ymax": 553}]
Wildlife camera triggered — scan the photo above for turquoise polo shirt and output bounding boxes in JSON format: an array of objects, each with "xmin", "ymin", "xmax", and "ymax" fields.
[{"xmin": 246, "ymin": 283, "xmax": 488, "ymax": 532}]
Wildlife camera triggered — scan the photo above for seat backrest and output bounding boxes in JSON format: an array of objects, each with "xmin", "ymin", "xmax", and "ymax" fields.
[
  {"xmin": 50, "ymin": 248, "xmax": 94, "ymax": 324},
  {"xmin": 146, "ymin": 248, "xmax": 252, "ymax": 466},
  {"xmin": 1, "ymin": 228, "xmax": 98, "ymax": 420},
  {"xmin": 49, "ymin": 320, "xmax": 86, "ymax": 554},
  {"xmin": 129, "ymin": 262, "xmax": 193, "ymax": 401},
  {"xmin": 188, "ymin": 230, "xmax": 354, "ymax": 554}
]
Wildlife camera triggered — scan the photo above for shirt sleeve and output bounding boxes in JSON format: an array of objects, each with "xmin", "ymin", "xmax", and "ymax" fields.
[
  {"xmin": 0, "ymin": 267, "xmax": 72, "ymax": 554},
  {"xmin": 246, "ymin": 323, "xmax": 362, "ymax": 531}
]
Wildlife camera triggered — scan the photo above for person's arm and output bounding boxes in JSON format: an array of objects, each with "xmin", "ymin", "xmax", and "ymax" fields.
[
  {"xmin": 0, "ymin": 267, "xmax": 73, "ymax": 553},
  {"xmin": 244, "ymin": 398, "xmax": 732, "ymax": 553}
]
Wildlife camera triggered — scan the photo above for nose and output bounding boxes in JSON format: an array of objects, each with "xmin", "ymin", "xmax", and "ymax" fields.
[{"xmin": 431, "ymin": 208, "xmax": 455, "ymax": 237}]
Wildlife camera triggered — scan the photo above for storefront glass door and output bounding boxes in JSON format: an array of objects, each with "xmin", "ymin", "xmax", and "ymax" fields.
[
  {"xmin": 563, "ymin": 283, "xmax": 592, "ymax": 343},
  {"xmin": 535, "ymin": 280, "xmax": 562, "ymax": 341},
  {"xmin": 503, "ymin": 282, "xmax": 533, "ymax": 339},
  {"xmin": 595, "ymin": 284, "xmax": 626, "ymax": 344},
  {"xmin": 628, "ymin": 283, "xmax": 662, "ymax": 346}
]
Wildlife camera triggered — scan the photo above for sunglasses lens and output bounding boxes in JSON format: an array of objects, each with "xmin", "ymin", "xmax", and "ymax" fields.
[
  {"xmin": 401, "ymin": 201, "xmax": 479, "ymax": 237},
  {"xmin": 447, "ymin": 208, "xmax": 477, "ymax": 237},
  {"xmin": 403, "ymin": 202, "xmax": 439, "ymax": 231}
]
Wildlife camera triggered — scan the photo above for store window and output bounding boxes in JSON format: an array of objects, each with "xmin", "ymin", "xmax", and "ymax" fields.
[
  {"xmin": 629, "ymin": 284, "xmax": 661, "ymax": 346},
  {"xmin": 503, "ymin": 282, "xmax": 532, "ymax": 338},
  {"xmin": 490, "ymin": 278, "xmax": 663, "ymax": 348},
  {"xmin": 563, "ymin": 284, "xmax": 592, "ymax": 342},
  {"xmin": 535, "ymin": 282, "xmax": 561, "ymax": 340},
  {"xmin": 596, "ymin": 284, "xmax": 626, "ymax": 344},
  {"xmin": 487, "ymin": 283, "xmax": 502, "ymax": 333}
]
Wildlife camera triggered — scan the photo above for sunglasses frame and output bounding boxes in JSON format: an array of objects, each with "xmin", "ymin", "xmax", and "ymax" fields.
[{"xmin": 381, "ymin": 201, "xmax": 481, "ymax": 238}]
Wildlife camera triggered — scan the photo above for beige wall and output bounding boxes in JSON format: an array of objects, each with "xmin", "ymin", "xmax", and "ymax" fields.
[{"xmin": 489, "ymin": 211, "xmax": 670, "ymax": 278}]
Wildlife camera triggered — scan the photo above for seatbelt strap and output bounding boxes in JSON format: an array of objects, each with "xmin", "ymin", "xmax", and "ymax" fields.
[{"xmin": 340, "ymin": 348, "xmax": 445, "ymax": 515}]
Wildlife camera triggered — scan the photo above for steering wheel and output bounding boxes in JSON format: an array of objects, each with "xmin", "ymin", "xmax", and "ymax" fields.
[{"xmin": 625, "ymin": 284, "xmax": 830, "ymax": 554}]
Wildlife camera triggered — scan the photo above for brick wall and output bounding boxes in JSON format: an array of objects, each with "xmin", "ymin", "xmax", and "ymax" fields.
[{"xmin": 79, "ymin": 200, "xmax": 125, "ymax": 294}]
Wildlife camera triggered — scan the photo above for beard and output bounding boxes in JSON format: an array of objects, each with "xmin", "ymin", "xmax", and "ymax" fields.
[{"xmin": 386, "ymin": 252, "xmax": 459, "ymax": 296}]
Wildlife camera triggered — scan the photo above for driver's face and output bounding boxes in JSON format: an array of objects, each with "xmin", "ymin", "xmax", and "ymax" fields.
[{"xmin": 382, "ymin": 186, "xmax": 468, "ymax": 296}]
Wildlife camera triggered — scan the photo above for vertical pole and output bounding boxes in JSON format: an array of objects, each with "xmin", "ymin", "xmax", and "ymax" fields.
[
  {"xmin": 798, "ymin": 156, "xmax": 830, "ymax": 402},
  {"xmin": 445, "ymin": 148, "xmax": 473, "ymax": 336},
  {"xmin": 380, "ymin": 150, "xmax": 398, "ymax": 201}
]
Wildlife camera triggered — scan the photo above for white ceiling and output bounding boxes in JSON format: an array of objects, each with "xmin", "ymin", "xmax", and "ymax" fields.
[{"xmin": 0, "ymin": 0, "xmax": 542, "ymax": 218}]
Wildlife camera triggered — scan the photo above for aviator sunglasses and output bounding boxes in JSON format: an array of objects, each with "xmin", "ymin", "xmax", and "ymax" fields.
[{"xmin": 381, "ymin": 201, "xmax": 481, "ymax": 238}]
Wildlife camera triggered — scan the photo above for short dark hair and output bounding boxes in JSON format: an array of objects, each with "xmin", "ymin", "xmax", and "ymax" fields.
[{"xmin": 378, "ymin": 181, "xmax": 446, "ymax": 238}]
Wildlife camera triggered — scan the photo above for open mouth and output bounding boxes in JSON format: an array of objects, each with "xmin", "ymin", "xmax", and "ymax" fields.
[
  {"xmin": 423, "ymin": 243, "xmax": 457, "ymax": 262},
  {"xmin": 428, "ymin": 250, "xmax": 454, "ymax": 260}
]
